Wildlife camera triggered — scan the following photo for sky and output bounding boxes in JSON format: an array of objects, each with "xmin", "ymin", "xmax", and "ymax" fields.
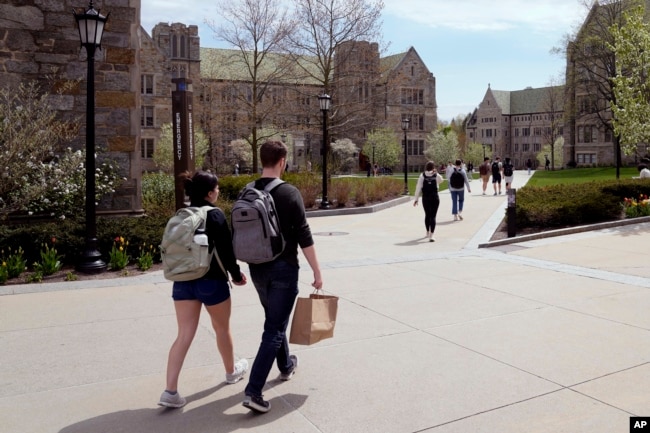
[{"xmin": 140, "ymin": 0, "xmax": 588, "ymax": 122}]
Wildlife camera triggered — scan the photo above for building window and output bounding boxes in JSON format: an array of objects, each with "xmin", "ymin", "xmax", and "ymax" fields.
[
  {"xmin": 577, "ymin": 153, "xmax": 597, "ymax": 164},
  {"xmin": 141, "ymin": 106, "xmax": 154, "ymax": 128},
  {"xmin": 534, "ymin": 143, "xmax": 541, "ymax": 152},
  {"xmin": 523, "ymin": 143, "xmax": 530, "ymax": 152},
  {"xmin": 522, "ymin": 128, "xmax": 530, "ymax": 136},
  {"xmin": 514, "ymin": 143, "xmax": 519, "ymax": 152},
  {"xmin": 407, "ymin": 139, "xmax": 424, "ymax": 156},
  {"xmin": 605, "ymin": 128, "xmax": 613, "ymax": 143},
  {"xmin": 401, "ymin": 89, "xmax": 424, "ymax": 105},
  {"xmin": 141, "ymin": 74, "xmax": 153, "ymax": 95},
  {"xmin": 141, "ymin": 138, "xmax": 154, "ymax": 159}
]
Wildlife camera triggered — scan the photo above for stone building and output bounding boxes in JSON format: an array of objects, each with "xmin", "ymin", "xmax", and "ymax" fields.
[
  {"xmin": 465, "ymin": 85, "xmax": 564, "ymax": 168},
  {"xmin": 0, "ymin": 0, "xmax": 143, "ymax": 214},
  {"xmin": 141, "ymin": 25, "xmax": 438, "ymax": 174}
]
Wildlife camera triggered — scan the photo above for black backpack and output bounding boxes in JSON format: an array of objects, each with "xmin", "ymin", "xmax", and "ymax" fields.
[
  {"xmin": 449, "ymin": 169, "xmax": 464, "ymax": 189},
  {"xmin": 503, "ymin": 163, "xmax": 513, "ymax": 176},
  {"xmin": 491, "ymin": 161, "xmax": 500, "ymax": 176},
  {"xmin": 421, "ymin": 173, "xmax": 438, "ymax": 198}
]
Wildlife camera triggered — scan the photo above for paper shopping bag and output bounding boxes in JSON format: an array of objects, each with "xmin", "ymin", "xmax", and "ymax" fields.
[{"xmin": 289, "ymin": 293, "xmax": 338, "ymax": 345}]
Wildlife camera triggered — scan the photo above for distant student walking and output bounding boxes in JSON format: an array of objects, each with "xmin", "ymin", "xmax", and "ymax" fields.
[
  {"xmin": 479, "ymin": 157, "xmax": 491, "ymax": 195},
  {"xmin": 491, "ymin": 156, "xmax": 503, "ymax": 195},
  {"xmin": 503, "ymin": 157, "xmax": 514, "ymax": 191},
  {"xmin": 448, "ymin": 159, "xmax": 471, "ymax": 221},
  {"xmin": 413, "ymin": 161, "xmax": 443, "ymax": 242}
]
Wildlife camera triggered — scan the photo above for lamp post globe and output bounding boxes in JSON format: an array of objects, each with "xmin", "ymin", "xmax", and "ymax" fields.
[
  {"xmin": 318, "ymin": 94, "xmax": 331, "ymax": 209},
  {"xmin": 73, "ymin": 1, "xmax": 109, "ymax": 274},
  {"xmin": 401, "ymin": 118, "xmax": 410, "ymax": 195}
]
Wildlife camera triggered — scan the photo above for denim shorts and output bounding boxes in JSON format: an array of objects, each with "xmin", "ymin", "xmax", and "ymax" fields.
[{"xmin": 172, "ymin": 278, "xmax": 230, "ymax": 306}]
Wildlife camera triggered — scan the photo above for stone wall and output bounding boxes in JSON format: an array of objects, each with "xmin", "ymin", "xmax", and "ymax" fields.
[{"xmin": 0, "ymin": 0, "xmax": 142, "ymax": 214}]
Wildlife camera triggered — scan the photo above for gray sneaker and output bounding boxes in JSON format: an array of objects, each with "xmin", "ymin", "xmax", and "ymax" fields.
[
  {"xmin": 225, "ymin": 358, "xmax": 249, "ymax": 384},
  {"xmin": 279, "ymin": 354, "xmax": 299, "ymax": 381},
  {"xmin": 158, "ymin": 390, "xmax": 186, "ymax": 408}
]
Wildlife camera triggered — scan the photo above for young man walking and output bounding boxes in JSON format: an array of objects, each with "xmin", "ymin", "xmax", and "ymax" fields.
[
  {"xmin": 491, "ymin": 156, "xmax": 503, "ymax": 195},
  {"xmin": 242, "ymin": 140, "xmax": 323, "ymax": 414}
]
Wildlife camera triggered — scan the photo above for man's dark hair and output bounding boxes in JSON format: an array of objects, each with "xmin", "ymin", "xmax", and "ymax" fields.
[
  {"xmin": 425, "ymin": 161, "xmax": 435, "ymax": 171},
  {"xmin": 260, "ymin": 140, "xmax": 288, "ymax": 168},
  {"xmin": 638, "ymin": 163, "xmax": 648, "ymax": 172}
]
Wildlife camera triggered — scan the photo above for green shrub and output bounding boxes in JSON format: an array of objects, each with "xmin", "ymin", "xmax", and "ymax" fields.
[
  {"xmin": 515, "ymin": 179, "xmax": 650, "ymax": 229},
  {"xmin": 142, "ymin": 171, "xmax": 175, "ymax": 215}
]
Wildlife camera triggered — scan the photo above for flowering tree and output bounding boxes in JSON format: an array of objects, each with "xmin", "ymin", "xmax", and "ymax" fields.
[
  {"xmin": 609, "ymin": 4, "xmax": 650, "ymax": 154},
  {"xmin": 362, "ymin": 128, "xmax": 401, "ymax": 169},
  {"xmin": 425, "ymin": 129, "xmax": 460, "ymax": 166},
  {"xmin": 0, "ymin": 81, "xmax": 123, "ymax": 219},
  {"xmin": 329, "ymin": 138, "xmax": 358, "ymax": 174}
]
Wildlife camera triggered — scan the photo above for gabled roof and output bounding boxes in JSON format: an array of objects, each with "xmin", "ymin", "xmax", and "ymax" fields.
[
  {"xmin": 486, "ymin": 86, "xmax": 564, "ymax": 115},
  {"xmin": 379, "ymin": 47, "xmax": 433, "ymax": 83},
  {"xmin": 200, "ymin": 47, "xmax": 322, "ymax": 85}
]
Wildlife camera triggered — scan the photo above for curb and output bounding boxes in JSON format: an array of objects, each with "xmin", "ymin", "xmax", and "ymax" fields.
[
  {"xmin": 306, "ymin": 195, "xmax": 411, "ymax": 218},
  {"xmin": 478, "ymin": 215, "xmax": 650, "ymax": 248}
]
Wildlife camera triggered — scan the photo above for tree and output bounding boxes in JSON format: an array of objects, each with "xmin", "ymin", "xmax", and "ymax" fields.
[
  {"xmin": 205, "ymin": 0, "xmax": 294, "ymax": 173},
  {"xmin": 329, "ymin": 138, "xmax": 358, "ymax": 174},
  {"xmin": 0, "ymin": 80, "xmax": 122, "ymax": 218},
  {"xmin": 465, "ymin": 142, "xmax": 485, "ymax": 168},
  {"xmin": 541, "ymin": 82, "xmax": 565, "ymax": 170},
  {"xmin": 362, "ymin": 127, "xmax": 401, "ymax": 169},
  {"xmin": 425, "ymin": 129, "xmax": 460, "ymax": 167},
  {"xmin": 538, "ymin": 137, "xmax": 565, "ymax": 168},
  {"xmin": 609, "ymin": 4, "xmax": 650, "ymax": 155},
  {"xmin": 287, "ymin": 0, "xmax": 385, "ymax": 140},
  {"xmin": 559, "ymin": 0, "xmax": 642, "ymax": 178},
  {"xmin": 153, "ymin": 123, "xmax": 209, "ymax": 173}
]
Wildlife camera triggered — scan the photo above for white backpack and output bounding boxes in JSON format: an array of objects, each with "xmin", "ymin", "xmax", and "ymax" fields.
[{"xmin": 160, "ymin": 206, "xmax": 225, "ymax": 281}]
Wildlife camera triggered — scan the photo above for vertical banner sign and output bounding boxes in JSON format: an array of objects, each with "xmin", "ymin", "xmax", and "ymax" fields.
[{"xmin": 171, "ymin": 78, "xmax": 195, "ymax": 210}]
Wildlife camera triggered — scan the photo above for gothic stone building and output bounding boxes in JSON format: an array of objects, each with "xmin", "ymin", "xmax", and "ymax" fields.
[
  {"xmin": 466, "ymin": 85, "xmax": 564, "ymax": 169},
  {"xmin": 140, "ymin": 25, "xmax": 438, "ymax": 173}
]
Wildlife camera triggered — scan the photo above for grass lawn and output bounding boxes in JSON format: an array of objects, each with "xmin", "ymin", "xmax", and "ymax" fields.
[{"xmin": 525, "ymin": 167, "xmax": 638, "ymax": 187}]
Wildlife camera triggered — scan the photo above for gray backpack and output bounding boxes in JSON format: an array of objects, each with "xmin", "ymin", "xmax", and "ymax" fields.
[{"xmin": 231, "ymin": 179, "xmax": 285, "ymax": 264}]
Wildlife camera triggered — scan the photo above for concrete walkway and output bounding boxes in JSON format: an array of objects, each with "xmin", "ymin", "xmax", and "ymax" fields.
[{"xmin": 2, "ymin": 171, "xmax": 649, "ymax": 433}]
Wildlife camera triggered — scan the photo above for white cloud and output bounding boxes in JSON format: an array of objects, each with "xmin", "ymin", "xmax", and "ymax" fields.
[{"xmin": 383, "ymin": 0, "xmax": 586, "ymax": 33}]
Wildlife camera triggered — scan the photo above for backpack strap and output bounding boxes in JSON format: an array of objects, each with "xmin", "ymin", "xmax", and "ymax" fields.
[
  {"xmin": 197, "ymin": 205, "xmax": 228, "ymax": 281},
  {"xmin": 246, "ymin": 178, "xmax": 285, "ymax": 193}
]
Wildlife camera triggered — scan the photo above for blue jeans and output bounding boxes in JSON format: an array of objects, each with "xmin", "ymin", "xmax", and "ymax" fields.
[
  {"xmin": 450, "ymin": 190, "xmax": 465, "ymax": 215},
  {"xmin": 245, "ymin": 260, "xmax": 299, "ymax": 398}
]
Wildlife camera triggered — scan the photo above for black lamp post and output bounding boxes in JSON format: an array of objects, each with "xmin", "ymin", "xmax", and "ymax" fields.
[
  {"xmin": 372, "ymin": 143, "xmax": 376, "ymax": 176},
  {"xmin": 319, "ymin": 94, "xmax": 331, "ymax": 209},
  {"xmin": 401, "ymin": 118, "xmax": 410, "ymax": 195},
  {"xmin": 74, "ymin": 1, "xmax": 108, "ymax": 274}
]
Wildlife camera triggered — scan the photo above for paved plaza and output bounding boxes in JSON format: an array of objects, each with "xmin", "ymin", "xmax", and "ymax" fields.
[{"xmin": 2, "ymin": 171, "xmax": 650, "ymax": 433}]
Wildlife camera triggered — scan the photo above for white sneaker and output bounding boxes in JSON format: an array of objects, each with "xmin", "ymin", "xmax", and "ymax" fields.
[
  {"xmin": 225, "ymin": 358, "xmax": 249, "ymax": 384},
  {"xmin": 458, "ymin": 213, "xmax": 463, "ymax": 221},
  {"xmin": 158, "ymin": 390, "xmax": 186, "ymax": 408},
  {"xmin": 453, "ymin": 215, "xmax": 459, "ymax": 221}
]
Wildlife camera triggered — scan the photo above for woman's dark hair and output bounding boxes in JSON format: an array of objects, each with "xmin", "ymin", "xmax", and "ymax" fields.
[
  {"xmin": 180, "ymin": 170, "xmax": 218, "ymax": 204},
  {"xmin": 638, "ymin": 164, "xmax": 648, "ymax": 172},
  {"xmin": 260, "ymin": 140, "xmax": 287, "ymax": 168},
  {"xmin": 425, "ymin": 161, "xmax": 435, "ymax": 171}
]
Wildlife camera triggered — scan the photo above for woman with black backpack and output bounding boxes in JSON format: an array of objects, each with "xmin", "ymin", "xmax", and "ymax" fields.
[{"xmin": 413, "ymin": 161, "xmax": 443, "ymax": 242}]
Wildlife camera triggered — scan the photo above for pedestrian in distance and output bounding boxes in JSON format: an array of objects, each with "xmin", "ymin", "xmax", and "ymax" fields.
[
  {"xmin": 491, "ymin": 156, "xmax": 503, "ymax": 195},
  {"xmin": 413, "ymin": 161, "xmax": 443, "ymax": 242},
  {"xmin": 526, "ymin": 158, "xmax": 532, "ymax": 175},
  {"xmin": 503, "ymin": 157, "xmax": 514, "ymax": 191},
  {"xmin": 242, "ymin": 140, "xmax": 323, "ymax": 414},
  {"xmin": 635, "ymin": 163, "xmax": 650, "ymax": 179},
  {"xmin": 479, "ymin": 157, "xmax": 491, "ymax": 195},
  {"xmin": 158, "ymin": 171, "xmax": 248, "ymax": 409},
  {"xmin": 545, "ymin": 156, "xmax": 550, "ymax": 170},
  {"xmin": 448, "ymin": 159, "xmax": 471, "ymax": 221}
]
